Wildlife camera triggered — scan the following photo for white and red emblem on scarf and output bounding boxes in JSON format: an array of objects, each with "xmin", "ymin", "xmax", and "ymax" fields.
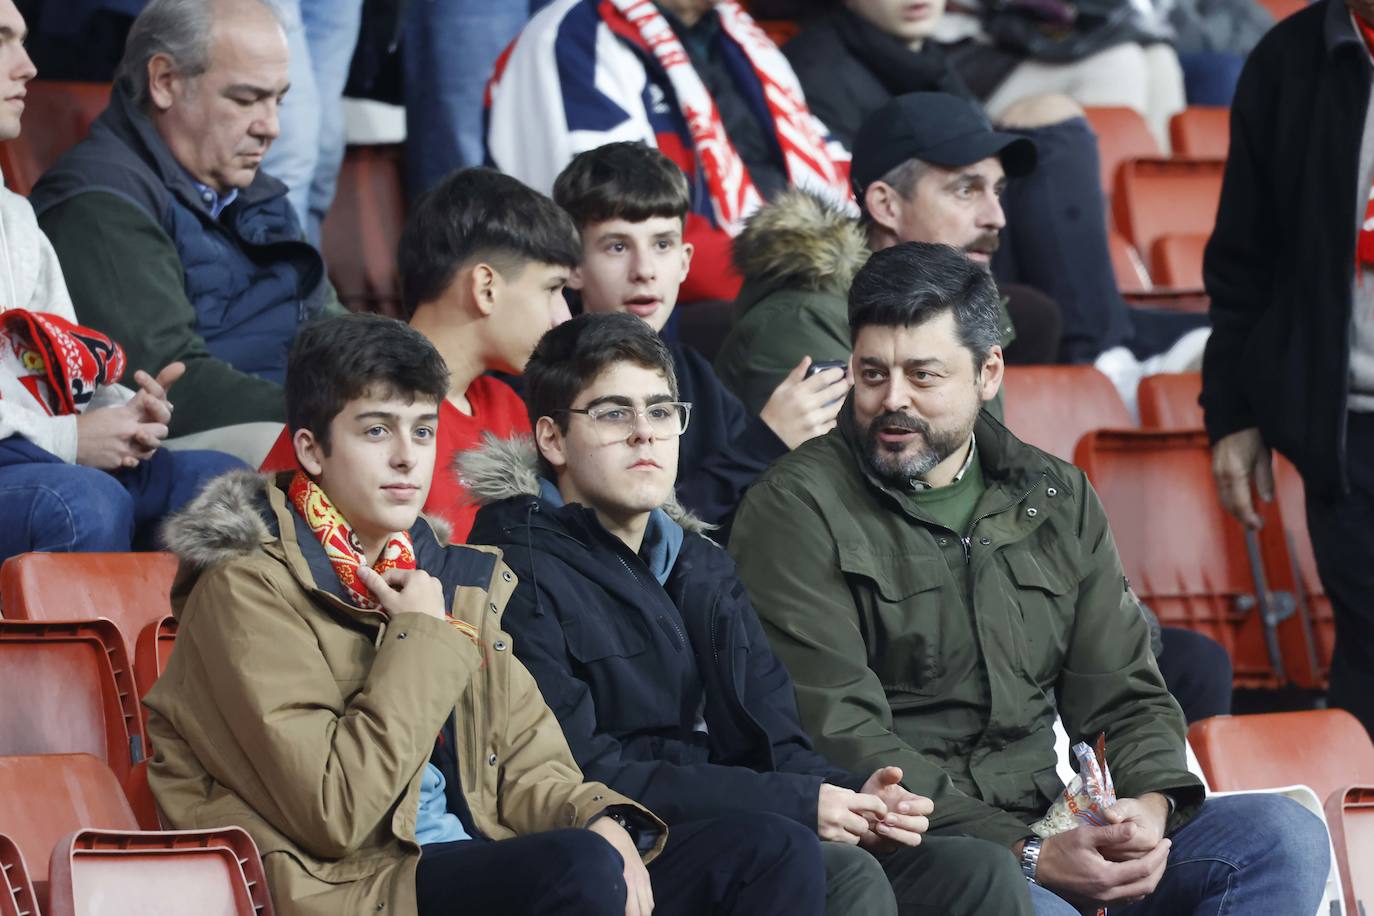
[{"xmin": 0, "ymin": 309, "xmax": 125, "ymax": 416}]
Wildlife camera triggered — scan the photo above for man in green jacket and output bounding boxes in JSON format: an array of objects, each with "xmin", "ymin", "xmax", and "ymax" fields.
[{"xmin": 730, "ymin": 241, "xmax": 1330, "ymax": 915}]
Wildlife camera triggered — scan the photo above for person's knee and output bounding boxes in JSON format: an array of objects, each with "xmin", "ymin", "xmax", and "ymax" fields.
[
  {"xmin": 1223, "ymin": 795, "xmax": 1330, "ymax": 883},
  {"xmin": 543, "ymin": 829, "xmax": 627, "ymax": 907},
  {"xmin": 822, "ymin": 842, "xmax": 895, "ymax": 916},
  {"xmin": 22, "ymin": 465, "xmax": 134, "ymax": 552},
  {"xmin": 916, "ymin": 837, "xmax": 1031, "ymax": 914},
  {"xmin": 997, "ymin": 93, "xmax": 1085, "ymax": 130}
]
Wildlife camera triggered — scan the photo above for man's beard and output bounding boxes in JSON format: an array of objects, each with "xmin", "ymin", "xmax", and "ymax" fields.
[
  {"xmin": 861, "ymin": 410, "xmax": 976, "ymax": 487},
  {"xmin": 963, "ymin": 232, "xmax": 999, "ymax": 263}
]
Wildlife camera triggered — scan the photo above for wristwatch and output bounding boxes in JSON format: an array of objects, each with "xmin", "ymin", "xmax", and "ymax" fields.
[{"xmin": 1020, "ymin": 836, "xmax": 1043, "ymax": 885}]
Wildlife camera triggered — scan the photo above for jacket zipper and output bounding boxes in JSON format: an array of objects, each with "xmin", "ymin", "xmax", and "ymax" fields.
[{"xmin": 614, "ymin": 552, "xmax": 688, "ymax": 651}]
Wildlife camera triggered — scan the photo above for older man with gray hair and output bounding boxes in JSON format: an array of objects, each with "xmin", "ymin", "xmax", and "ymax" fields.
[{"xmin": 29, "ymin": 0, "xmax": 339, "ymax": 460}]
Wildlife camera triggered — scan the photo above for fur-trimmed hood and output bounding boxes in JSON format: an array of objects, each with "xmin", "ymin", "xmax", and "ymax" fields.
[
  {"xmin": 731, "ymin": 188, "xmax": 868, "ymax": 298},
  {"xmin": 457, "ymin": 433, "xmax": 712, "ymax": 535}
]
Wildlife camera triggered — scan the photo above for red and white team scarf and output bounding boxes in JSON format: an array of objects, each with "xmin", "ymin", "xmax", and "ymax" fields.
[
  {"xmin": 607, "ymin": 0, "xmax": 850, "ymax": 236},
  {"xmin": 0, "ymin": 308, "xmax": 125, "ymax": 416},
  {"xmin": 287, "ymin": 470, "xmax": 486, "ymax": 654},
  {"xmin": 1357, "ymin": 13, "xmax": 1374, "ymax": 269}
]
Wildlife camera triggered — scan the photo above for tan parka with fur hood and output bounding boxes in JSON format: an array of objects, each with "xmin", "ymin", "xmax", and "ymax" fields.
[{"xmin": 144, "ymin": 471, "xmax": 665, "ymax": 916}]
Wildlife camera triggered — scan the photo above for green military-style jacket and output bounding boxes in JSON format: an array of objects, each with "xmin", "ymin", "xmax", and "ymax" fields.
[{"xmin": 729, "ymin": 408, "xmax": 1204, "ymax": 848}]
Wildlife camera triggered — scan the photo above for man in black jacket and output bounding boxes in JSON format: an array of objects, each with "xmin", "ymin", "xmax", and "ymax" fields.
[
  {"xmin": 552, "ymin": 142, "xmax": 851, "ymax": 532},
  {"xmin": 464, "ymin": 312, "xmax": 1036, "ymax": 916},
  {"xmin": 1204, "ymin": 0, "xmax": 1374, "ymax": 737}
]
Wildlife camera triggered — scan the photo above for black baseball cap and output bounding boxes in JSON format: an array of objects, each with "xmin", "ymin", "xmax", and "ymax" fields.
[{"xmin": 851, "ymin": 92, "xmax": 1038, "ymax": 194}]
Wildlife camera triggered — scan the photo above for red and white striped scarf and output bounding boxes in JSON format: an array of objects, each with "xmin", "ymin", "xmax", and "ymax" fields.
[{"xmin": 607, "ymin": 0, "xmax": 850, "ymax": 236}]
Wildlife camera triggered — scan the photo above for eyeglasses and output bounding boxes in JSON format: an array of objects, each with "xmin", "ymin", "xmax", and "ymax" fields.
[{"xmin": 557, "ymin": 401, "xmax": 693, "ymax": 443}]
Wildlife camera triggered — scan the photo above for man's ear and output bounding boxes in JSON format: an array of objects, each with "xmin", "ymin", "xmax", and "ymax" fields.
[
  {"xmin": 145, "ymin": 52, "xmax": 183, "ymax": 112},
  {"xmin": 534, "ymin": 416, "xmax": 569, "ymax": 473},
  {"xmin": 469, "ymin": 263, "xmax": 498, "ymax": 317},
  {"xmin": 567, "ymin": 263, "xmax": 585, "ymax": 291},
  {"xmin": 678, "ymin": 240, "xmax": 695, "ymax": 282},
  {"xmin": 864, "ymin": 181, "xmax": 902, "ymax": 235},
  {"xmin": 978, "ymin": 345, "xmax": 1005, "ymax": 403},
  {"xmin": 292, "ymin": 427, "xmax": 326, "ymax": 476}
]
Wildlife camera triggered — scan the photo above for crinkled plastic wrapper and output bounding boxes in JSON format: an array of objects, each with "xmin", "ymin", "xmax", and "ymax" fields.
[{"xmin": 1032, "ymin": 733, "xmax": 1116, "ymax": 838}]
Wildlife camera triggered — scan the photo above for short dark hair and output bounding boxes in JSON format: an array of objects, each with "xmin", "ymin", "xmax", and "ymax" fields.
[
  {"xmin": 524, "ymin": 313, "xmax": 678, "ymax": 474},
  {"xmin": 286, "ymin": 314, "xmax": 450, "ymax": 453},
  {"xmin": 552, "ymin": 142, "xmax": 691, "ymax": 231},
  {"xmin": 398, "ymin": 167, "xmax": 582, "ymax": 319},
  {"xmin": 848, "ymin": 242, "xmax": 1002, "ymax": 369}
]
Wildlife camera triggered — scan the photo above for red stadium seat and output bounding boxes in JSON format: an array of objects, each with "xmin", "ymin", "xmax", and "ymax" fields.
[
  {"xmin": 1074, "ymin": 430, "xmax": 1296, "ymax": 687},
  {"xmin": 0, "ymin": 81, "xmax": 111, "ymax": 195},
  {"xmin": 1188, "ymin": 709, "xmax": 1374, "ymax": 801},
  {"xmin": 1266, "ymin": 458, "xmax": 1336, "ymax": 689},
  {"xmin": 1169, "ymin": 107, "xmax": 1230, "ymax": 159},
  {"xmin": 1113, "ymin": 158, "xmax": 1225, "ymax": 268},
  {"xmin": 0, "ymin": 619, "xmax": 145, "ymax": 786},
  {"xmin": 0, "ymin": 552, "xmax": 179, "ymax": 683},
  {"xmin": 1325, "ymin": 786, "xmax": 1374, "ymax": 916},
  {"xmin": 46, "ymin": 827, "xmax": 274, "ymax": 916},
  {"xmin": 0, "ymin": 754, "xmax": 139, "ymax": 909},
  {"xmin": 1137, "ymin": 372, "xmax": 1204, "ymax": 430},
  {"xmin": 1109, "ymin": 228, "xmax": 1152, "ymax": 293},
  {"xmin": 756, "ymin": 18, "xmax": 800, "ymax": 45},
  {"xmin": 133, "ymin": 615, "xmax": 177, "ymax": 704},
  {"xmin": 1001, "ymin": 366, "xmax": 1133, "ymax": 463},
  {"xmin": 1257, "ymin": 0, "xmax": 1308, "ymax": 19},
  {"xmin": 1149, "ymin": 232, "xmax": 1208, "ymax": 290},
  {"xmin": 0, "ymin": 832, "xmax": 39, "ymax": 916},
  {"xmin": 1083, "ymin": 106, "xmax": 1161, "ymax": 197},
  {"xmin": 321, "ymin": 144, "xmax": 407, "ymax": 318}
]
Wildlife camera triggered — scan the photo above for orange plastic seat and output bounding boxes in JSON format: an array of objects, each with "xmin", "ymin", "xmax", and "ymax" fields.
[
  {"xmin": 46, "ymin": 827, "xmax": 274, "ymax": 916},
  {"xmin": 321, "ymin": 144, "xmax": 406, "ymax": 318},
  {"xmin": 1257, "ymin": 0, "xmax": 1308, "ymax": 19},
  {"xmin": 1169, "ymin": 107, "xmax": 1230, "ymax": 159},
  {"xmin": 1149, "ymin": 232, "xmax": 1208, "ymax": 289},
  {"xmin": 0, "ymin": 832, "xmax": 39, "ymax": 916},
  {"xmin": 1109, "ymin": 228, "xmax": 1152, "ymax": 293},
  {"xmin": 1001, "ymin": 366, "xmax": 1134, "ymax": 463},
  {"xmin": 0, "ymin": 619, "xmax": 145, "ymax": 784},
  {"xmin": 756, "ymin": 18, "xmax": 800, "ymax": 45},
  {"xmin": 1188, "ymin": 709, "xmax": 1374, "ymax": 801},
  {"xmin": 0, "ymin": 81, "xmax": 111, "ymax": 195},
  {"xmin": 133, "ymin": 615, "xmax": 177, "ymax": 704},
  {"xmin": 1265, "ymin": 457, "xmax": 1336, "ymax": 689},
  {"xmin": 1137, "ymin": 372, "xmax": 1204, "ymax": 429},
  {"xmin": 1074, "ymin": 430, "xmax": 1296, "ymax": 687},
  {"xmin": 1113, "ymin": 158, "xmax": 1225, "ymax": 267},
  {"xmin": 0, "ymin": 551, "xmax": 179, "ymax": 678},
  {"xmin": 1325, "ymin": 786, "xmax": 1374, "ymax": 916},
  {"xmin": 0, "ymin": 754, "xmax": 139, "ymax": 909},
  {"xmin": 1083, "ymin": 106, "xmax": 1161, "ymax": 196}
]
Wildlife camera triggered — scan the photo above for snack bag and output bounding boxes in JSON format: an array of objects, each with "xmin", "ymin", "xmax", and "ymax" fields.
[{"xmin": 1031, "ymin": 733, "xmax": 1116, "ymax": 838}]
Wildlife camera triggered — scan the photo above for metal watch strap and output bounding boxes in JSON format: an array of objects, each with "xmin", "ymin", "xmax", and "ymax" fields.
[{"xmin": 1020, "ymin": 836, "xmax": 1043, "ymax": 885}]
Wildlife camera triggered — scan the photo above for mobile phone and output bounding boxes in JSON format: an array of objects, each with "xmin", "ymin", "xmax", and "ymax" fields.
[{"xmin": 805, "ymin": 359, "xmax": 847, "ymax": 380}]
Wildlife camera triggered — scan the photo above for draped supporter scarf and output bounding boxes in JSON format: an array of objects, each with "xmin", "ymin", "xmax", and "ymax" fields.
[
  {"xmin": 1356, "ymin": 12, "xmax": 1374, "ymax": 268},
  {"xmin": 0, "ymin": 308, "xmax": 125, "ymax": 416},
  {"xmin": 287, "ymin": 470, "xmax": 485, "ymax": 654},
  {"xmin": 604, "ymin": 0, "xmax": 851, "ymax": 236}
]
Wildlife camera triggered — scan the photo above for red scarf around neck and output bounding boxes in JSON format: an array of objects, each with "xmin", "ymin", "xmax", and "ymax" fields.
[{"xmin": 1356, "ymin": 12, "xmax": 1374, "ymax": 267}]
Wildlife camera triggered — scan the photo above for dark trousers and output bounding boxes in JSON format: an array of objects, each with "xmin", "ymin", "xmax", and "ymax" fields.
[
  {"xmin": 881, "ymin": 834, "xmax": 1035, "ymax": 916},
  {"xmin": 1157, "ymin": 625, "xmax": 1233, "ymax": 723},
  {"xmin": 1306, "ymin": 411, "xmax": 1374, "ymax": 738}
]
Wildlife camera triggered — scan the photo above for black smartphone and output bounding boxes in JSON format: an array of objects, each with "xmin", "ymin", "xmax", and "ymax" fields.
[{"xmin": 805, "ymin": 359, "xmax": 847, "ymax": 380}]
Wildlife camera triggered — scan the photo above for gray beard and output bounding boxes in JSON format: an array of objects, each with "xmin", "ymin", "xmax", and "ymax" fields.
[{"xmin": 861, "ymin": 411, "xmax": 972, "ymax": 487}]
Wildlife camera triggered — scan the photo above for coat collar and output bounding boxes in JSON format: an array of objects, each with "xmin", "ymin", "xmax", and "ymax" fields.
[{"xmin": 1327, "ymin": 0, "xmax": 1365, "ymax": 57}]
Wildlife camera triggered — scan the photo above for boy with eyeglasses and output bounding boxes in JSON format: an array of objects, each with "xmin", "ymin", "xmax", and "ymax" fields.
[{"xmin": 463, "ymin": 312, "xmax": 1036, "ymax": 916}]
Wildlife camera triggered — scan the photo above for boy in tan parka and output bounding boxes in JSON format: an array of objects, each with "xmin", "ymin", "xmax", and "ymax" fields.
[{"xmin": 145, "ymin": 314, "xmax": 665, "ymax": 916}]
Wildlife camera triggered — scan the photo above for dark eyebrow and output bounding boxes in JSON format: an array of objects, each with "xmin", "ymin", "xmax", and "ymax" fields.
[
  {"xmin": 582, "ymin": 394, "xmax": 674, "ymax": 409},
  {"xmin": 903, "ymin": 358, "xmax": 948, "ymax": 372},
  {"xmin": 224, "ymin": 82, "xmax": 286, "ymax": 99},
  {"xmin": 354, "ymin": 411, "xmax": 400, "ymax": 423}
]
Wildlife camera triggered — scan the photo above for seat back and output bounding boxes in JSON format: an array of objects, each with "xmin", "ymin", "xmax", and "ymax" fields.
[
  {"xmin": 1188, "ymin": 710, "xmax": 1374, "ymax": 801},
  {"xmin": 0, "ymin": 551, "xmax": 179, "ymax": 677},
  {"xmin": 320, "ymin": 144, "xmax": 406, "ymax": 318},
  {"xmin": 0, "ymin": 755, "xmax": 138, "ymax": 907},
  {"xmin": 1257, "ymin": 0, "xmax": 1307, "ymax": 18},
  {"xmin": 1113, "ymin": 159, "xmax": 1225, "ymax": 262},
  {"xmin": 1083, "ymin": 106, "xmax": 1161, "ymax": 196},
  {"xmin": 1169, "ymin": 107, "xmax": 1230, "ymax": 159},
  {"xmin": 1325, "ymin": 786, "xmax": 1374, "ymax": 916},
  {"xmin": 1109, "ymin": 228, "xmax": 1152, "ymax": 293},
  {"xmin": 1149, "ymin": 232, "xmax": 1208, "ymax": 289},
  {"xmin": 46, "ymin": 828, "xmax": 275, "ymax": 916},
  {"xmin": 0, "ymin": 620, "xmax": 145, "ymax": 783},
  {"xmin": 1074, "ymin": 430, "xmax": 1293, "ymax": 687},
  {"xmin": 0, "ymin": 832, "xmax": 39, "ymax": 916},
  {"xmin": 1002, "ymin": 366, "xmax": 1133, "ymax": 462},
  {"xmin": 1267, "ymin": 457, "xmax": 1336, "ymax": 689},
  {"xmin": 0, "ymin": 81, "xmax": 111, "ymax": 195},
  {"xmin": 1137, "ymin": 372, "xmax": 1204, "ymax": 429}
]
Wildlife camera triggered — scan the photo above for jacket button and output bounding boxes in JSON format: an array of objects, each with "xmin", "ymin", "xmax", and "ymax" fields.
[
  {"xmin": 1027, "ymin": 507, "xmax": 1038, "ymax": 517},
  {"xmin": 1047, "ymin": 487, "xmax": 1058, "ymax": 497},
  {"xmin": 938, "ymin": 538, "xmax": 949, "ymax": 546},
  {"xmin": 488, "ymin": 753, "xmax": 498, "ymax": 766},
  {"xmin": 980, "ymin": 536, "xmax": 991, "ymax": 545},
  {"xmin": 376, "ymin": 904, "xmax": 385, "ymax": 911},
  {"xmin": 593, "ymin": 794, "xmax": 604, "ymax": 802},
  {"xmin": 397, "ymin": 632, "xmax": 407, "ymax": 640},
  {"xmin": 489, "ymin": 602, "xmax": 498, "ymax": 613},
  {"xmin": 493, "ymin": 640, "xmax": 507, "ymax": 651},
  {"xmin": 502, "ymin": 571, "xmax": 513, "ymax": 582}
]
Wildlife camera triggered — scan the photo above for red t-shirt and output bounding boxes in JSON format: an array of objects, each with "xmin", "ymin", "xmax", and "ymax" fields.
[{"xmin": 258, "ymin": 375, "xmax": 531, "ymax": 543}]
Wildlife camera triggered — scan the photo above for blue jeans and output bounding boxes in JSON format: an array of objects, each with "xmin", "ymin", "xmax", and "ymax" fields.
[
  {"xmin": 0, "ymin": 448, "xmax": 244, "ymax": 562},
  {"xmin": 402, "ymin": 0, "xmax": 544, "ymax": 197},
  {"xmin": 1029, "ymin": 794, "xmax": 1330, "ymax": 915},
  {"xmin": 262, "ymin": 0, "xmax": 364, "ymax": 244}
]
